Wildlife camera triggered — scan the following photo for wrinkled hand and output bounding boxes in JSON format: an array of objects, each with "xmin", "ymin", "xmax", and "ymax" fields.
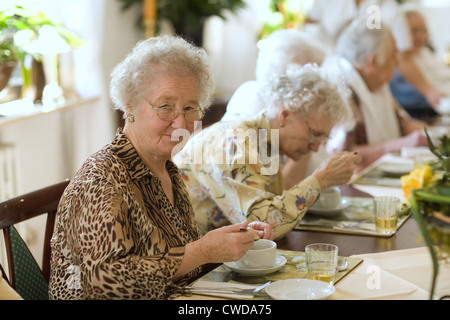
[
  {"xmin": 198, "ymin": 221, "xmax": 258, "ymax": 264},
  {"xmin": 248, "ymin": 221, "xmax": 274, "ymax": 240},
  {"xmin": 313, "ymin": 151, "xmax": 362, "ymax": 190}
]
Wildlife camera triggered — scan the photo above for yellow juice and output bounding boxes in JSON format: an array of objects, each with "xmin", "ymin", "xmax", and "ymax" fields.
[
  {"xmin": 375, "ymin": 215, "xmax": 397, "ymax": 233},
  {"xmin": 307, "ymin": 262, "xmax": 335, "ymax": 284}
]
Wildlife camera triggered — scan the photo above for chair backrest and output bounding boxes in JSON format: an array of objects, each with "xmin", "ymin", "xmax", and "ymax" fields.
[{"xmin": 0, "ymin": 180, "xmax": 69, "ymax": 300}]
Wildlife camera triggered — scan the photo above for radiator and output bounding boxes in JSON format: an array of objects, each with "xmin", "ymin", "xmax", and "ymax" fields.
[
  {"xmin": 0, "ymin": 143, "xmax": 18, "ymax": 201},
  {"xmin": 0, "ymin": 143, "xmax": 19, "ymax": 276}
]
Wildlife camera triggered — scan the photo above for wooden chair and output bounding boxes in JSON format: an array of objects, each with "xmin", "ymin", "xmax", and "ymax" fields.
[{"xmin": 0, "ymin": 180, "xmax": 69, "ymax": 300}]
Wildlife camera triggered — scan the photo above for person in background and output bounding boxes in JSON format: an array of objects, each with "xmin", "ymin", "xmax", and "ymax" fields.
[
  {"xmin": 321, "ymin": 17, "xmax": 427, "ymax": 171},
  {"xmin": 49, "ymin": 36, "xmax": 272, "ymax": 300},
  {"xmin": 222, "ymin": 28, "xmax": 328, "ymax": 187},
  {"xmin": 175, "ymin": 63, "xmax": 361, "ymax": 240},
  {"xmin": 221, "ymin": 28, "xmax": 327, "ymax": 122},
  {"xmin": 390, "ymin": 5, "xmax": 450, "ymax": 121},
  {"xmin": 306, "ymin": 0, "xmax": 443, "ymax": 109}
]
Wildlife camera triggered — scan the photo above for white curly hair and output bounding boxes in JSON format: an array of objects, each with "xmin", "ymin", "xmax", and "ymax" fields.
[
  {"xmin": 260, "ymin": 63, "xmax": 354, "ymax": 128},
  {"xmin": 110, "ymin": 35, "xmax": 215, "ymax": 115},
  {"xmin": 255, "ymin": 29, "xmax": 327, "ymax": 81}
]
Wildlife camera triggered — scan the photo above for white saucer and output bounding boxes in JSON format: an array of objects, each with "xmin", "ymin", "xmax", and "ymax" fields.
[
  {"xmin": 265, "ymin": 279, "xmax": 335, "ymax": 300},
  {"xmin": 224, "ymin": 255, "xmax": 287, "ymax": 276},
  {"xmin": 379, "ymin": 162, "xmax": 414, "ymax": 176},
  {"xmin": 308, "ymin": 198, "xmax": 350, "ymax": 217}
]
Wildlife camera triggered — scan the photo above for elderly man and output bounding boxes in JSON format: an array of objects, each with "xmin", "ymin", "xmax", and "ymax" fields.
[
  {"xmin": 321, "ymin": 17, "xmax": 427, "ymax": 170},
  {"xmin": 307, "ymin": 0, "xmax": 443, "ymax": 109},
  {"xmin": 390, "ymin": 5, "xmax": 450, "ymax": 120}
]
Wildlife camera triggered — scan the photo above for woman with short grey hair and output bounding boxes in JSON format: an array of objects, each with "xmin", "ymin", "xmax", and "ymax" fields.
[
  {"xmin": 262, "ymin": 63, "xmax": 353, "ymax": 128},
  {"xmin": 175, "ymin": 63, "xmax": 361, "ymax": 239},
  {"xmin": 110, "ymin": 35, "xmax": 215, "ymax": 117},
  {"xmin": 49, "ymin": 35, "xmax": 272, "ymax": 300},
  {"xmin": 222, "ymin": 29, "xmax": 327, "ymax": 122}
]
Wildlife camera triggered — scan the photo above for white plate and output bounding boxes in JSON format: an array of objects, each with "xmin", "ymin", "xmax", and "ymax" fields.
[
  {"xmin": 379, "ymin": 162, "xmax": 414, "ymax": 176},
  {"xmin": 308, "ymin": 198, "xmax": 350, "ymax": 217},
  {"xmin": 224, "ymin": 255, "xmax": 287, "ymax": 276},
  {"xmin": 265, "ymin": 279, "xmax": 335, "ymax": 300}
]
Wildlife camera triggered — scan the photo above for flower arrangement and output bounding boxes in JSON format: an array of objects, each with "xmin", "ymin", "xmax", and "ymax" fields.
[{"xmin": 401, "ymin": 129, "xmax": 450, "ymax": 299}]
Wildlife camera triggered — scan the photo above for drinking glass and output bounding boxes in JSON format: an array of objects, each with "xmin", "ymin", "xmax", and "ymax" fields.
[
  {"xmin": 305, "ymin": 243, "xmax": 338, "ymax": 285},
  {"xmin": 373, "ymin": 196, "xmax": 400, "ymax": 235}
]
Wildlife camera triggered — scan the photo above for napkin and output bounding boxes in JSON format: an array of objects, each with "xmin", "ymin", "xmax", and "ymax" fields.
[
  {"xmin": 332, "ymin": 247, "xmax": 450, "ymax": 300},
  {"xmin": 186, "ymin": 281, "xmax": 258, "ymax": 299}
]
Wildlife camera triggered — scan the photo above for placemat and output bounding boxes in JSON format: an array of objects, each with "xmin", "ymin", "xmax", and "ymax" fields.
[
  {"xmin": 350, "ymin": 154, "xmax": 414, "ymax": 188},
  {"xmin": 295, "ymin": 197, "xmax": 411, "ymax": 237},
  {"xmin": 192, "ymin": 249, "xmax": 363, "ymax": 299}
]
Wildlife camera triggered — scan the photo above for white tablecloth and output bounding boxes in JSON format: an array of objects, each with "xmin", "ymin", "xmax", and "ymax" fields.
[{"xmin": 333, "ymin": 247, "xmax": 450, "ymax": 300}]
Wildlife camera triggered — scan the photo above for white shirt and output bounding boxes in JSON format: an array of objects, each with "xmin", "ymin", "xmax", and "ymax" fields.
[
  {"xmin": 324, "ymin": 56, "xmax": 402, "ymax": 144},
  {"xmin": 414, "ymin": 47, "xmax": 450, "ymax": 97},
  {"xmin": 221, "ymin": 81, "xmax": 262, "ymax": 121},
  {"xmin": 308, "ymin": 0, "xmax": 412, "ymax": 52}
]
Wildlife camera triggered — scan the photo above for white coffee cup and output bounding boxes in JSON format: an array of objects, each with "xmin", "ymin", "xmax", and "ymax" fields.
[
  {"xmin": 236, "ymin": 239, "xmax": 277, "ymax": 269},
  {"xmin": 314, "ymin": 187, "xmax": 341, "ymax": 210}
]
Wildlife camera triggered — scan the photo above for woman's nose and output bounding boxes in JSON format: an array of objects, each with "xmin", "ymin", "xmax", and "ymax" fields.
[{"xmin": 171, "ymin": 112, "xmax": 187, "ymax": 128}]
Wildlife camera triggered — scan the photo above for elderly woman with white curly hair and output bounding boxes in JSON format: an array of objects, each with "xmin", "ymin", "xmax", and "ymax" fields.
[
  {"xmin": 222, "ymin": 29, "xmax": 327, "ymax": 122},
  {"xmin": 175, "ymin": 63, "xmax": 362, "ymax": 240},
  {"xmin": 49, "ymin": 35, "xmax": 272, "ymax": 300}
]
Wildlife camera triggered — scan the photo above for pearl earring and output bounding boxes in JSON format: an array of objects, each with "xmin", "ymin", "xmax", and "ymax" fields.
[{"xmin": 127, "ymin": 114, "xmax": 135, "ymax": 123}]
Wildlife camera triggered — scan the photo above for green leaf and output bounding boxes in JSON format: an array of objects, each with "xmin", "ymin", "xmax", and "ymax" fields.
[{"xmin": 410, "ymin": 190, "xmax": 439, "ymax": 299}]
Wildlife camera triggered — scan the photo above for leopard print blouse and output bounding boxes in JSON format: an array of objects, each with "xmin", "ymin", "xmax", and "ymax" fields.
[{"xmin": 49, "ymin": 131, "xmax": 202, "ymax": 300}]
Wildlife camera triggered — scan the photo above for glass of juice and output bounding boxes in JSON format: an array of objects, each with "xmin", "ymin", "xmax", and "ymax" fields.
[
  {"xmin": 305, "ymin": 243, "xmax": 338, "ymax": 285},
  {"xmin": 373, "ymin": 196, "xmax": 400, "ymax": 235}
]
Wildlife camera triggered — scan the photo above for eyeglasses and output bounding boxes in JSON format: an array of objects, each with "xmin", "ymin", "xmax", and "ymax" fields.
[
  {"xmin": 144, "ymin": 99, "xmax": 205, "ymax": 123},
  {"xmin": 304, "ymin": 117, "xmax": 329, "ymax": 143}
]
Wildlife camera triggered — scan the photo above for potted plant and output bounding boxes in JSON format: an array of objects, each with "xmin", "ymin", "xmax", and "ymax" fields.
[
  {"xmin": 401, "ymin": 129, "xmax": 450, "ymax": 299},
  {"xmin": 117, "ymin": 0, "xmax": 247, "ymax": 46},
  {"xmin": 0, "ymin": 40, "xmax": 17, "ymax": 92},
  {"xmin": 259, "ymin": 0, "xmax": 306, "ymax": 39},
  {"xmin": 0, "ymin": 5, "xmax": 83, "ymax": 100}
]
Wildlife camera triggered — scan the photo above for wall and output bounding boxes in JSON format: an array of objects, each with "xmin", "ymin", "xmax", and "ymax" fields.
[{"xmin": 0, "ymin": 0, "xmax": 144, "ymax": 268}]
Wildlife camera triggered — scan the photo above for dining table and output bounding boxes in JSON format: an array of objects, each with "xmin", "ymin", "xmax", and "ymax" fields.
[{"xmin": 178, "ymin": 152, "xmax": 450, "ymax": 302}]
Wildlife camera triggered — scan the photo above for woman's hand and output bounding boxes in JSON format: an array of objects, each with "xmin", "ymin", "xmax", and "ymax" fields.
[
  {"xmin": 173, "ymin": 221, "xmax": 273, "ymax": 280},
  {"xmin": 195, "ymin": 221, "xmax": 259, "ymax": 264},
  {"xmin": 312, "ymin": 151, "xmax": 362, "ymax": 190},
  {"xmin": 248, "ymin": 221, "xmax": 274, "ymax": 240}
]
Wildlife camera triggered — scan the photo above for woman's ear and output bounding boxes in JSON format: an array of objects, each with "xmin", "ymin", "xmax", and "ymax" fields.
[
  {"xmin": 278, "ymin": 107, "xmax": 290, "ymax": 127},
  {"xmin": 366, "ymin": 54, "xmax": 378, "ymax": 71}
]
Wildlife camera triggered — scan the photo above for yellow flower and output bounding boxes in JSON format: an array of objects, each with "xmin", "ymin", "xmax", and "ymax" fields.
[{"xmin": 401, "ymin": 164, "xmax": 434, "ymax": 203}]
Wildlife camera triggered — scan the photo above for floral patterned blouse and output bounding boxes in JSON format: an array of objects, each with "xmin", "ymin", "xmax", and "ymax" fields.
[
  {"xmin": 174, "ymin": 112, "xmax": 321, "ymax": 239},
  {"xmin": 49, "ymin": 131, "xmax": 202, "ymax": 300}
]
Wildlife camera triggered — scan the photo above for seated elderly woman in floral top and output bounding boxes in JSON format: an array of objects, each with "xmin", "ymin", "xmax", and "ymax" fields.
[
  {"xmin": 175, "ymin": 64, "xmax": 362, "ymax": 240},
  {"xmin": 49, "ymin": 36, "xmax": 272, "ymax": 300}
]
